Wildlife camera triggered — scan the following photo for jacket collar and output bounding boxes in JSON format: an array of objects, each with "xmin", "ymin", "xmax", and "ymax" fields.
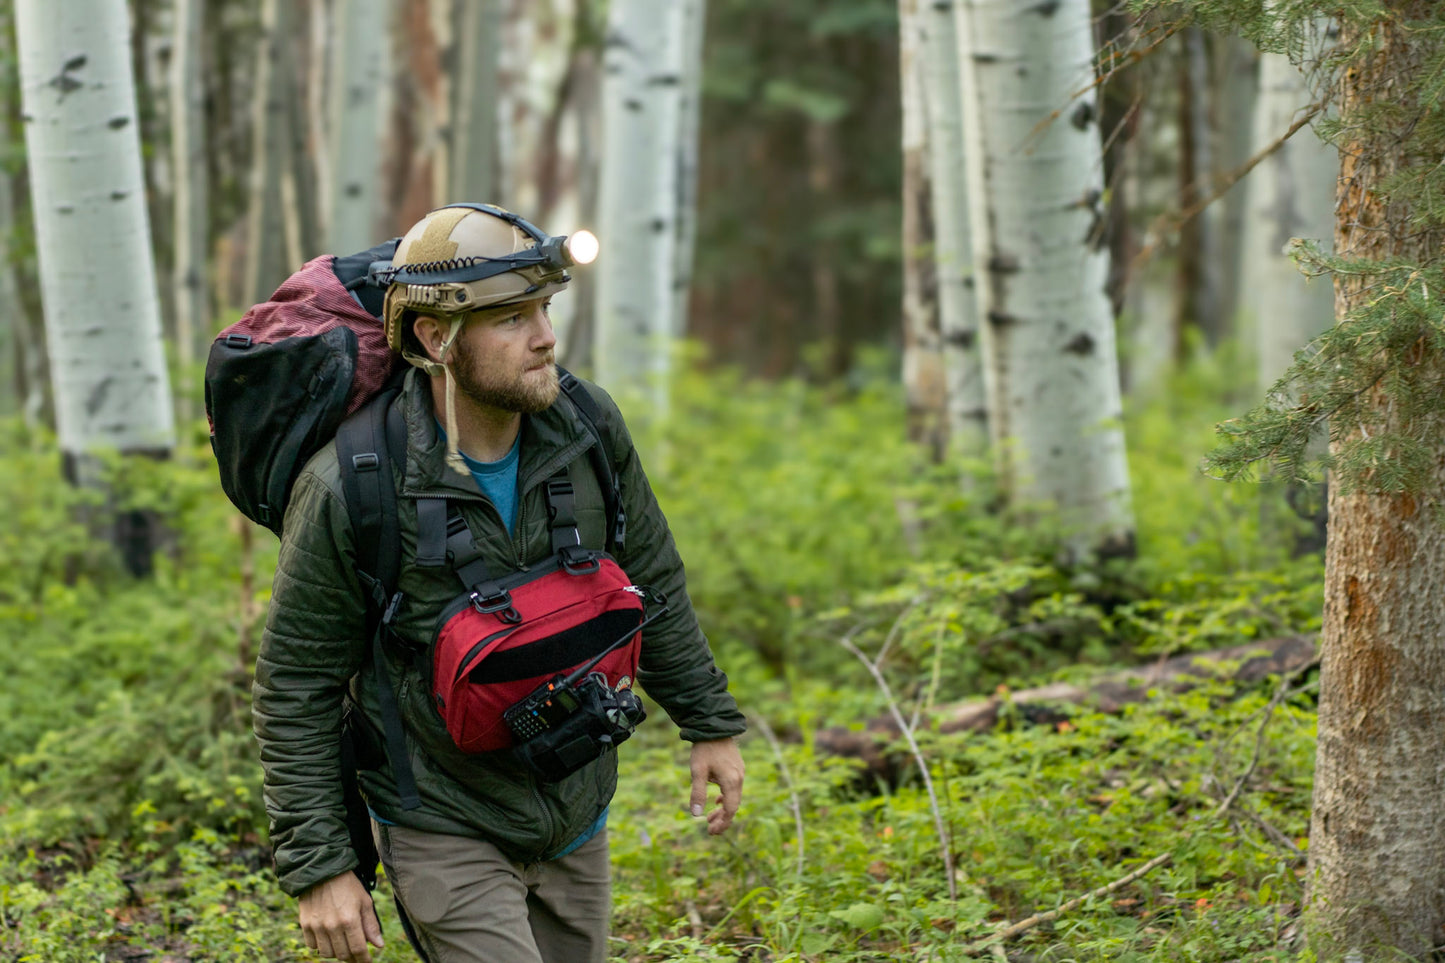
[{"xmin": 397, "ymin": 367, "xmax": 595, "ymax": 499}]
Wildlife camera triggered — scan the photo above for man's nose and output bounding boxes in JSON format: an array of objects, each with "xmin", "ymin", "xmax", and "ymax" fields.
[{"xmin": 530, "ymin": 306, "xmax": 557, "ymax": 348}]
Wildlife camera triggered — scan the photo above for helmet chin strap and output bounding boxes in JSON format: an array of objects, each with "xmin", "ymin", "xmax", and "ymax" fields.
[{"xmin": 402, "ymin": 316, "xmax": 471, "ymax": 475}]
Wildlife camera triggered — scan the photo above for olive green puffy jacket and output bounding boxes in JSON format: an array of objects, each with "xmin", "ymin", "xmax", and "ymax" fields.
[{"xmin": 252, "ymin": 369, "xmax": 746, "ymax": 897}]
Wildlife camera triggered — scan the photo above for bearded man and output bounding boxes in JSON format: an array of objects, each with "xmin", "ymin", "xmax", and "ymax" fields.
[{"xmin": 251, "ymin": 204, "xmax": 746, "ymax": 963}]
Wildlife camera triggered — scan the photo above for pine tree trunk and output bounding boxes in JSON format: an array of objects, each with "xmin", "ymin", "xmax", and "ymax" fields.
[
  {"xmin": 171, "ymin": 0, "xmax": 208, "ymax": 421},
  {"xmin": 1241, "ymin": 45, "xmax": 1335, "ymax": 393},
  {"xmin": 898, "ymin": 0, "xmax": 946, "ymax": 460},
  {"xmin": 1306, "ymin": 4, "xmax": 1445, "ymax": 958},
  {"xmin": 327, "ymin": 0, "xmax": 392, "ymax": 252},
  {"xmin": 959, "ymin": 0, "xmax": 1133, "ymax": 558},
  {"xmin": 1212, "ymin": 35, "xmax": 1258, "ymax": 333},
  {"xmin": 593, "ymin": 0, "xmax": 684, "ymax": 406}
]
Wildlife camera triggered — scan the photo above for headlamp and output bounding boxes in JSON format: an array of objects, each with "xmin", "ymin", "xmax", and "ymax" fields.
[{"xmin": 377, "ymin": 203, "xmax": 599, "ymax": 288}]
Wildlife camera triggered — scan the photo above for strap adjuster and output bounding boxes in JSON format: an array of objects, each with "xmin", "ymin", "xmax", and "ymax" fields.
[{"xmin": 559, "ymin": 544, "xmax": 602, "ymax": 576}]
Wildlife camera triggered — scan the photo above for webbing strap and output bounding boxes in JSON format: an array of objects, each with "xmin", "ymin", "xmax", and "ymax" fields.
[
  {"xmin": 546, "ymin": 476, "xmax": 582, "ymax": 554},
  {"xmin": 557, "ymin": 368, "xmax": 625, "ymax": 554},
  {"xmin": 337, "ymin": 388, "xmax": 419, "ymax": 811},
  {"xmin": 415, "ymin": 498, "xmax": 449, "ymax": 567}
]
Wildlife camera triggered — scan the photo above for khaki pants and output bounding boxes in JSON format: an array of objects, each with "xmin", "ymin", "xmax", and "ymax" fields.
[{"xmin": 372, "ymin": 821, "xmax": 611, "ymax": 963}]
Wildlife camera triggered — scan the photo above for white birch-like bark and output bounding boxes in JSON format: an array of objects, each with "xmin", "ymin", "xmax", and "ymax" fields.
[
  {"xmin": 593, "ymin": 0, "xmax": 684, "ymax": 407},
  {"xmin": 448, "ymin": 0, "xmax": 501, "ymax": 204},
  {"xmin": 959, "ymin": 0, "xmax": 1133, "ymax": 557},
  {"xmin": 244, "ymin": 0, "xmax": 294, "ymax": 304},
  {"xmin": 327, "ymin": 0, "xmax": 392, "ymax": 251},
  {"xmin": 16, "ymin": 0, "xmax": 176, "ymax": 463},
  {"xmin": 898, "ymin": 0, "xmax": 946, "ymax": 458},
  {"xmin": 1241, "ymin": 47, "xmax": 1336, "ymax": 393},
  {"xmin": 669, "ymin": 0, "xmax": 706, "ymax": 338},
  {"xmin": 171, "ymin": 0, "xmax": 207, "ymax": 417},
  {"xmin": 923, "ymin": 0, "xmax": 985, "ymax": 456}
]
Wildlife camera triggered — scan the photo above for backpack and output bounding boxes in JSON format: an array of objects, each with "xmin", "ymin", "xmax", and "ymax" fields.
[{"xmin": 205, "ymin": 239, "xmax": 404, "ymax": 535}]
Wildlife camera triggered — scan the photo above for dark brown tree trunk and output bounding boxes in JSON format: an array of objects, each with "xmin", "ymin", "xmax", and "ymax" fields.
[{"xmin": 1306, "ymin": 5, "xmax": 1445, "ymax": 958}]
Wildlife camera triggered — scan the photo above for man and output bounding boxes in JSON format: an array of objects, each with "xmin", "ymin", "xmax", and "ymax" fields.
[{"xmin": 252, "ymin": 203, "xmax": 746, "ymax": 963}]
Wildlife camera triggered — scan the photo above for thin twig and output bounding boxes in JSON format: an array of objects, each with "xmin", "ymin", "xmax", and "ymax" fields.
[
  {"xmin": 1126, "ymin": 100, "xmax": 1327, "ymax": 283},
  {"xmin": 752, "ymin": 713, "xmax": 806, "ymax": 879},
  {"xmin": 840, "ymin": 636, "xmax": 959, "ymax": 903},
  {"xmin": 960, "ymin": 853, "xmax": 1175, "ymax": 955}
]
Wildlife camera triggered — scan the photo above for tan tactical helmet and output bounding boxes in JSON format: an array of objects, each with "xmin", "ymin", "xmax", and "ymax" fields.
[{"xmin": 382, "ymin": 202, "xmax": 598, "ymax": 368}]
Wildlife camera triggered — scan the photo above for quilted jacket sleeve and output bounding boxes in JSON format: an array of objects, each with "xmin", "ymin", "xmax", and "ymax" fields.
[
  {"xmin": 588, "ymin": 387, "xmax": 747, "ymax": 743},
  {"xmin": 252, "ymin": 461, "xmax": 367, "ymax": 897}
]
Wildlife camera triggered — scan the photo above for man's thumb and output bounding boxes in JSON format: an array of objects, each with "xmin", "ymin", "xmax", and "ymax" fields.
[
  {"xmin": 363, "ymin": 904, "xmax": 385, "ymax": 948},
  {"xmin": 689, "ymin": 771, "xmax": 707, "ymax": 817}
]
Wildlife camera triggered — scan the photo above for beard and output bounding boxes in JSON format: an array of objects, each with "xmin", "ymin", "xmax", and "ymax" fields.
[{"xmin": 449, "ymin": 338, "xmax": 560, "ymax": 414}]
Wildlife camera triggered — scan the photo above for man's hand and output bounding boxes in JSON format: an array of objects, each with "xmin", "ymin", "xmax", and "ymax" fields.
[
  {"xmin": 299, "ymin": 871, "xmax": 385, "ymax": 962},
  {"xmin": 689, "ymin": 737, "xmax": 745, "ymax": 835}
]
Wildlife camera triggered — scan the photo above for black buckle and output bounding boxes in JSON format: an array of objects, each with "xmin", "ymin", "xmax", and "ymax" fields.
[
  {"xmin": 559, "ymin": 544, "xmax": 601, "ymax": 576},
  {"xmin": 471, "ymin": 589, "xmax": 521, "ymax": 623}
]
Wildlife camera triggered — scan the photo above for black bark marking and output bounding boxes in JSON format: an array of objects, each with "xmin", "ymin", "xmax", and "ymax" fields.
[
  {"xmin": 1028, "ymin": 0, "xmax": 1061, "ymax": 15},
  {"xmin": 988, "ymin": 254, "xmax": 1021, "ymax": 275},
  {"xmin": 987, "ymin": 310, "xmax": 1018, "ymax": 327},
  {"xmin": 85, "ymin": 375, "xmax": 113, "ymax": 416},
  {"xmin": 49, "ymin": 54, "xmax": 88, "ymax": 98},
  {"xmin": 110, "ymin": 190, "xmax": 128, "ymax": 201},
  {"xmin": 625, "ymin": 98, "xmax": 644, "ymax": 112},
  {"xmin": 1070, "ymin": 101, "xmax": 1095, "ymax": 130},
  {"xmin": 647, "ymin": 74, "xmax": 681, "ymax": 88},
  {"xmin": 108, "ymin": 116, "xmax": 130, "ymax": 129},
  {"xmin": 1064, "ymin": 332, "xmax": 1096, "ymax": 355},
  {"xmin": 944, "ymin": 329, "xmax": 977, "ymax": 350}
]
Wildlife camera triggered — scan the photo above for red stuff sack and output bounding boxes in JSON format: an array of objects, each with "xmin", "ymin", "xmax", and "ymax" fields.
[
  {"xmin": 205, "ymin": 239, "xmax": 403, "ymax": 535},
  {"xmin": 431, "ymin": 555, "xmax": 645, "ymax": 754}
]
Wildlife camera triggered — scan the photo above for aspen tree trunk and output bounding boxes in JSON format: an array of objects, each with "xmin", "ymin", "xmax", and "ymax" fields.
[
  {"xmin": 923, "ymin": 0, "xmax": 984, "ymax": 457},
  {"xmin": 593, "ymin": 0, "xmax": 684, "ymax": 407},
  {"xmin": 959, "ymin": 0, "xmax": 1133, "ymax": 558},
  {"xmin": 327, "ymin": 0, "xmax": 392, "ymax": 252},
  {"xmin": 670, "ymin": 0, "xmax": 706, "ymax": 339},
  {"xmin": 170, "ymin": 0, "xmax": 207, "ymax": 420},
  {"xmin": 448, "ymin": 0, "xmax": 500, "ymax": 204},
  {"xmin": 898, "ymin": 0, "xmax": 946, "ymax": 459},
  {"xmin": 428, "ymin": 0, "xmax": 459, "ymax": 207},
  {"xmin": 16, "ymin": 0, "xmax": 177, "ymax": 572},
  {"xmin": 1241, "ymin": 46, "xmax": 1335, "ymax": 393},
  {"xmin": 244, "ymin": 0, "xmax": 295, "ymax": 304},
  {"xmin": 1306, "ymin": 4, "xmax": 1445, "ymax": 957}
]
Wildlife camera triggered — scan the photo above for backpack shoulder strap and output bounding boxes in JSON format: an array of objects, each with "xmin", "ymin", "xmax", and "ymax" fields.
[
  {"xmin": 556, "ymin": 367, "xmax": 626, "ymax": 553},
  {"xmin": 334, "ymin": 383, "xmax": 420, "ymax": 811}
]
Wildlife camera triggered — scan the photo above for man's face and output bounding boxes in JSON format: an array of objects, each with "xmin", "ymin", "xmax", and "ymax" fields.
[{"xmin": 447, "ymin": 297, "xmax": 560, "ymax": 414}]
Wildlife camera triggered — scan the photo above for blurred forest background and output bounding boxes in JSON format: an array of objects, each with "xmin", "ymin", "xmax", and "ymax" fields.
[{"xmin": 3, "ymin": 0, "xmax": 1444, "ymax": 961}]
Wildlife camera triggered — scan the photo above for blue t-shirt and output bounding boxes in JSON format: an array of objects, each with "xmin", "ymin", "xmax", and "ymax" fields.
[{"xmin": 456, "ymin": 432, "xmax": 522, "ymax": 535}]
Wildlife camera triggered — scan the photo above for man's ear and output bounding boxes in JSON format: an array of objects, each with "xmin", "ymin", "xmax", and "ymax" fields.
[{"xmin": 411, "ymin": 314, "xmax": 447, "ymax": 363}]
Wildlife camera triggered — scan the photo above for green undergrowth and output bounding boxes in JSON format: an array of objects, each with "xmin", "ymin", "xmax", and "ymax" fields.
[{"xmin": 1, "ymin": 354, "xmax": 1323, "ymax": 961}]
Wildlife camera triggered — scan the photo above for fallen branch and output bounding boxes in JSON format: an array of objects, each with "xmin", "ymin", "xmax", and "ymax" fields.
[
  {"xmin": 959, "ymin": 852, "xmax": 1175, "ymax": 957},
  {"xmin": 817, "ymin": 635, "xmax": 1318, "ymax": 784}
]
